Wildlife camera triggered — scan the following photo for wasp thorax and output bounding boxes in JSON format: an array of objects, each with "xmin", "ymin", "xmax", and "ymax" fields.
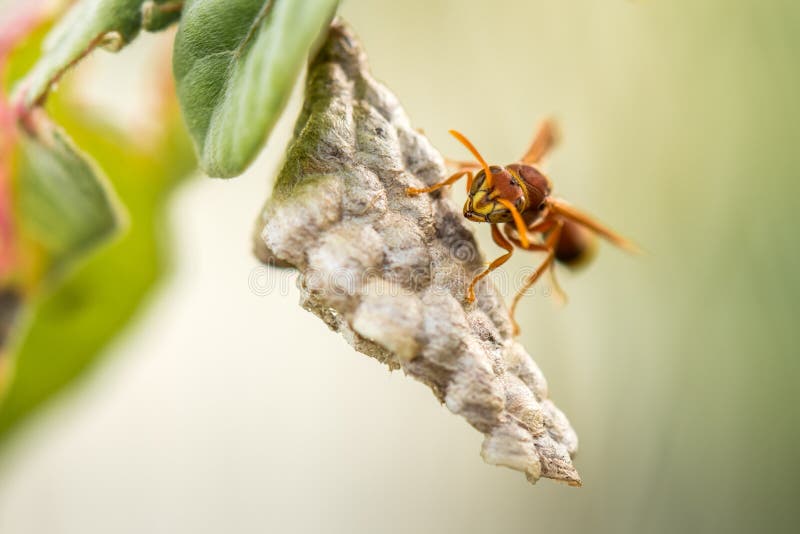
[{"xmin": 507, "ymin": 163, "xmax": 551, "ymax": 209}]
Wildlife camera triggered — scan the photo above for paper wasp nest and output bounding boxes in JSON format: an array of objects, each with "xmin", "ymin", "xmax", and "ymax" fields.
[{"xmin": 255, "ymin": 20, "xmax": 580, "ymax": 485}]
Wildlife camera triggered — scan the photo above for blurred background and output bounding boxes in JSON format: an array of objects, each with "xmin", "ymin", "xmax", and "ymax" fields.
[{"xmin": 1, "ymin": 0, "xmax": 799, "ymax": 532}]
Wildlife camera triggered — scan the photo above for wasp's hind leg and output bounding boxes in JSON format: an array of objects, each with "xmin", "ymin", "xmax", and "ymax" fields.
[{"xmin": 504, "ymin": 219, "xmax": 565, "ymax": 335}]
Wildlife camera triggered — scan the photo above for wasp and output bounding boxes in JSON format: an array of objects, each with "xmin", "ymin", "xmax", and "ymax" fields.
[{"xmin": 407, "ymin": 119, "xmax": 638, "ymax": 335}]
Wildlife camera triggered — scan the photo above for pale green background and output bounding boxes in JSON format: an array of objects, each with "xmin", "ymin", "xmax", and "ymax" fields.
[{"xmin": 0, "ymin": 0, "xmax": 798, "ymax": 533}]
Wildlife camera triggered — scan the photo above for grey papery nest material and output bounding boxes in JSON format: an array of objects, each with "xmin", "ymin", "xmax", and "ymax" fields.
[{"xmin": 254, "ymin": 20, "xmax": 580, "ymax": 486}]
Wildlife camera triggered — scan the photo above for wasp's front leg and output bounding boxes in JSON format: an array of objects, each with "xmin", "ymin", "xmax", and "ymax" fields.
[{"xmin": 466, "ymin": 224, "xmax": 515, "ymax": 303}]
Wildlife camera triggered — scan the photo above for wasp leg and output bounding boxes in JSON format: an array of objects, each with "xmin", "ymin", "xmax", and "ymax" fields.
[
  {"xmin": 547, "ymin": 262, "xmax": 568, "ymax": 306},
  {"xmin": 503, "ymin": 220, "xmax": 562, "ymax": 320},
  {"xmin": 506, "ymin": 217, "xmax": 568, "ymax": 306},
  {"xmin": 503, "ymin": 222, "xmax": 550, "ymax": 251},
  {"xmin": 406, "ymin": 170, "xmax": 474, "ymax": 195},
  {"xmin": 503, "ymin": 216, "xmax": 556, "ymax": 255},
  {"xmin": 496, "ymin": 198, "xmax": 533, "ymax": 248},
  {"xmin": 508, "ymin": 219, "xmax": 565, "ymax": 336},
  {"xmin": 466, "ymin": 224, "xmax": 514, "ymax": 303},
  {"xmin": 520, "ymin": 117, "xmax": 560, "ymax": 165},
  {"xmin": 444, "ymin": 157, "xmax": 481, "ymax": 170}
]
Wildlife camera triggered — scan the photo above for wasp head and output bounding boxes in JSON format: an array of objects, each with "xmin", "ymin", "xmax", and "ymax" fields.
[{"xmin": 463, "ymin": 164, "xmax": 550, "ymax": 223}]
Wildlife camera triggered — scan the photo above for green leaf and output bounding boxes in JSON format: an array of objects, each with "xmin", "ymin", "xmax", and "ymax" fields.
[
  {"xmin": 16, "ymin": 114, "xmax": 121, "ymax": 271},
  {"xmin": 0, "ymin": 101, "xmax": 196, "ymax": 444},
  {"xmin": 18, "ymin": 0, "xmax": 180, "ymax": 107},
  {"xmin": 0, "ymin": 5, "xmax": 194, "ymax": 439},
  {"xmin": 173, "ymin": 0, "xmax": 338, "ymax": 177}
]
